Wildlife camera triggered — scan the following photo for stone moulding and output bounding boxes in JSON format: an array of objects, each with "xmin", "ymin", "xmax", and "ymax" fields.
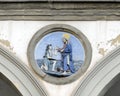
[
  {"xmin": 0, "ymin": 45, "xmax": 48, "ymax": 96},
  {"xmin": 0, "ymin": 2, "xmax": 120, "ymax": 20},
  {"xmin": 73, "ymin": 45, "xmax": 120, "ymax": 96},
  {"xmin": 0, "ymin": 0, "xmax": 120, "ymax": 2}
]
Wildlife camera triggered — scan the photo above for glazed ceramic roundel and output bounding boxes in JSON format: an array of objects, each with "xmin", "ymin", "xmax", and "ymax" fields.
[
  {"xmin": 27, "ymin": 24, "xmax": 92, "ymax": 84},
  {"xmin": 35, "ymin": 32, "xmax": 85, "ymax": 77}
]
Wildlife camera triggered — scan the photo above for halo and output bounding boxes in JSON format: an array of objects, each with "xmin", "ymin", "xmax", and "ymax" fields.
[{"xmin": 63, "ymin": 33, "xmax": 70, "ymax": 40}]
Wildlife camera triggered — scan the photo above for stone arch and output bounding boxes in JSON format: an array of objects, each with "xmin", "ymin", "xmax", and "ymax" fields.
[
  {"xmin": 0, "ymin": 45, "xmax": 48, "ymax": 96},
  {"xmin": 73, "ymin": 46, "xmax": 120, "ymax": 96}
]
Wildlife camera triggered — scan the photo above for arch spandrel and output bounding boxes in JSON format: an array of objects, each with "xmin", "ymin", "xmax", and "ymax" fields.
[
  {"xmin": 0, "ymin": 45, "xmax": 48, "ymax": 96},
  {"xmin": 73, "ymin": 45, "xmax": 120, "ymax": 96}
]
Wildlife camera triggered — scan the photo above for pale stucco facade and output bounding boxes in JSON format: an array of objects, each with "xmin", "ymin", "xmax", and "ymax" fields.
[
  {"xmin": 0, "ymin": 1, "xmax": 120, "ymax": 96},
  {"xmin": 0, "ymin": 21, "xmax": 119, "ymax": 96}
]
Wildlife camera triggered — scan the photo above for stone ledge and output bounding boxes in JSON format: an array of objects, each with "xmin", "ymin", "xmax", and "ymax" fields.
[
  {"xmin": 0, "ymin": 2, "xmax": 119, "ymax": 20},
  {"xmin": 0, "ymin": 0, "xmax": 120, "ymax": 2}
]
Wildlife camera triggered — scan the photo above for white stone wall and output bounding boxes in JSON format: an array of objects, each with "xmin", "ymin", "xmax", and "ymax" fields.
[{"xmin": 0, "ymin": 21, "xmax": 119, "ymax": 96}]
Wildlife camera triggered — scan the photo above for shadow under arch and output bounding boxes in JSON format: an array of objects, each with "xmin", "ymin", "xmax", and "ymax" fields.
[
  {"xmin": 0, "ymin": 72, "xmax": 22, "ymax": 96},
  {"xmin": 73, "ymin": 45, "xmax": 120, "ymax": 96},
  {"xmin": 100, "ymin": 73, "xmax": 120, "ymax": 96},
  {"xmin": 0, "ymin": 45, "xmax": 48, "ymax": 96}
]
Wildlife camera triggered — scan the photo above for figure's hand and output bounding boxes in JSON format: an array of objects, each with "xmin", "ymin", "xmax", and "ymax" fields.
[
  {"xmin": 55, "ymin": 46, "xmax": 60, "ymax": 52},
  {"xmin": 56, "ymin": 46, "xmax": 59, "ymax": 50}
]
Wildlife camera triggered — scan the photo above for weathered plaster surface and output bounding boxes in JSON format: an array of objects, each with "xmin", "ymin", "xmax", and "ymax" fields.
[
  {"xmin": 0, "ymin": 39, "xmax": 13, "ymax": 51},
  {"xmin": 97, "ymin": 34, "xmax": 120, "ymax": 57},
  {"xmin": 110, "ymin": 34, "xmax": 120, "ymax": 46},
  {"xmin": 0, "ymin": 21, "xmax": 119, "ymax": 96}
]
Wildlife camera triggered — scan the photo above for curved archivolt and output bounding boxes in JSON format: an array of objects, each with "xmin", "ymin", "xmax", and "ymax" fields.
[
  {"xmin": 0, "ymin": 45, "xmax": 48, "ymax": 96},
  {"xmin": 73, "ymin": 46, "xmax": 120, "ymax": 96}
]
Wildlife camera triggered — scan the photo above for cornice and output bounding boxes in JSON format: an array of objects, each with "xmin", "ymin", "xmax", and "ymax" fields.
[{"xmin": 0, "ymin": 2, "xmax": 119, "ymax": 20}]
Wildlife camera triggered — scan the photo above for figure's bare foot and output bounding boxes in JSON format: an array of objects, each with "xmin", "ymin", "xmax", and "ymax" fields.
[{"xmin": 62, "ymin": 71, "xmax": 67, "ymax": 75}]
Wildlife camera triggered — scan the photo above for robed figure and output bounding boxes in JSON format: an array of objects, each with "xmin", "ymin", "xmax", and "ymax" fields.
[{"xmin": 57, "ymin": 34, "xmax": 75, "ymax": 74}]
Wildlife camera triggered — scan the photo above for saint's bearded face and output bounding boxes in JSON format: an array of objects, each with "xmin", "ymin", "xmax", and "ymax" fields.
[{"xmin": 62, "ymin": 38, "xmax": 68, "ymax": 44}]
